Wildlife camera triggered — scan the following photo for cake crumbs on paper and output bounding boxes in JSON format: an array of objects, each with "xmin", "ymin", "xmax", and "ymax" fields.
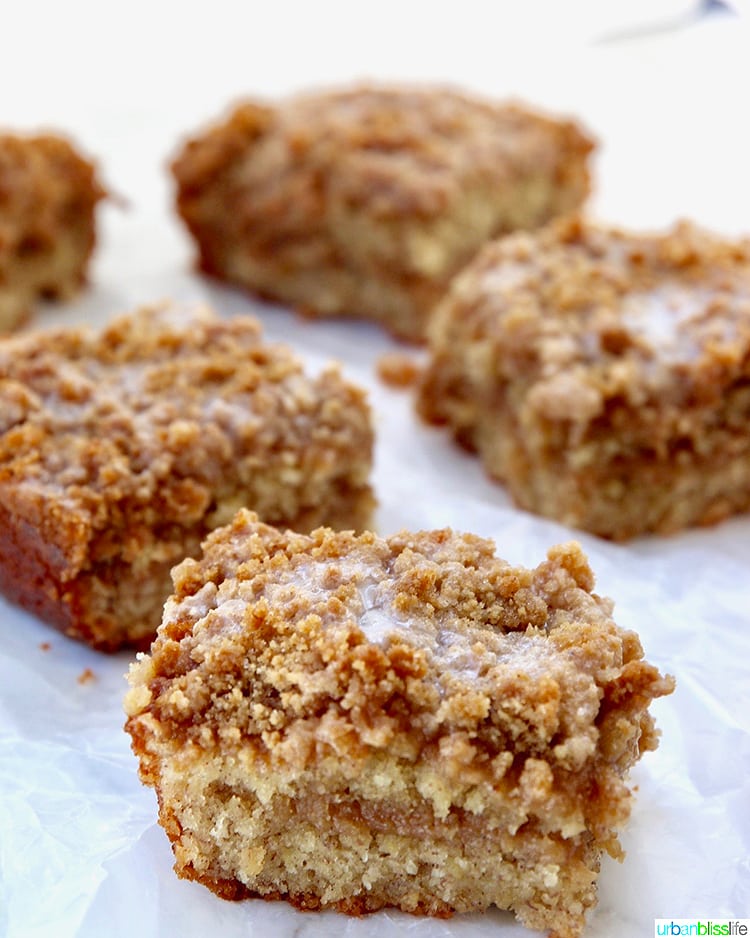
[
  {"xmin": 77, "ymin": 667, "xmax": 96, "ymax": 685},
  {"xmin": 376, "ymin": 352, "xmax": 422, "ymax": 388},
  {"xmin": 39, "ymin": 641, "xmax": 51, "ymax": 651}
]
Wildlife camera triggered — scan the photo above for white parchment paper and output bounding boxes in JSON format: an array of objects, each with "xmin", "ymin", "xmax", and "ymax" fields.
[{"xmin": 1, "ymin": 5, "xmax": 749, "ymax": 936}]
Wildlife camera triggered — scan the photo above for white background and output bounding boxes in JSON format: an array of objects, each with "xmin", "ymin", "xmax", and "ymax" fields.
[{"xmin": 1, "ymin": 3, "xmax": 749, "ymax": 937}]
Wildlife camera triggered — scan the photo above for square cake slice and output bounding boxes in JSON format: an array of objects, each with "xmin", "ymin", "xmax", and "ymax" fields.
[
  {"xmin": 418, "ymin": 217, "xmax": 750, "ymax": 539},
  {"xmin": 0, "ymin": 305, "xmax": 373, "ymax": 650},
  {"xmin": 171, "ymin": 84, "xmax": 594, "ymax": 341},
  {"xmin": 0, "ymin": 132, "xmax": 104, "ymax": 331},
  {"xmin": 125, "ymin": 509, "xmax": 673, "ymax": 937}
]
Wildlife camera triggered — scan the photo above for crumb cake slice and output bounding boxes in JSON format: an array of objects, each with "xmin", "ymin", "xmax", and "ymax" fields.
[
  {"xmin": 0, "ymin": 132, "xmax": 103, "ymax": 330},
  {"xmin": 0, "ymin": 305, "xmax": 373, "ymax": 650},
  {"xmin": 125, "ymin": 510, "xmax": 673, "ymax": 938},
  {"xmin": 419, "ymin": 217, "xmax": 750, "ymax": 539},
  {"xmin": 172, "ymin": 84, "xmax": 594, "ymax": 341}
]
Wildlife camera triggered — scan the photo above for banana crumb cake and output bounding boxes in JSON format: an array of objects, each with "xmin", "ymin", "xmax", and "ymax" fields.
[
  {"xmin": 172, "ymin": 84, "xmax": 594, "ymax": 341},
  {"xmin": 0, "ymin": 306, "xmax": 373, "ymax": 650},
  {"xmin": 419, "ymin": 217, "xmax": 750, "ymax": 539},
  {"xmin": 125, "ymin": 510, "xmax": 673, "ymax": 938},
  {"xmin": 0, "ymin": 132, "xmax": 103, "ymax": 331}
]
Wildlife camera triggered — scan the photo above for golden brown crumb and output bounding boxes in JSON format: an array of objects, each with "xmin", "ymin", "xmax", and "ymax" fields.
[
  {"xmin": 0, "ymin": 132, "xmax": 104, "ymax": 331},
  {"xmin": 39, "ymin": 641, "xmax": 51, "ymax": 652},
  {"xmin": 172, "ymin": 84, "xmax": 594, "ymax": 341},
  {"xmin": 0, "ymin": 304, "xmax": 374, "ymax": 651},
  {"xmin": 419, "ymin": 216, "xmax": 750, "ymax": 539},
  {"xmin": 77, "ymin": 667, "xmax": 96, "ymax": 685},
  {"xmin": 126, "ymin": 509, "xmax": 673, "ymax": 938},
  {"xmin": 376, "ymin": 351, "xmax": 422, "ymax": 388}
]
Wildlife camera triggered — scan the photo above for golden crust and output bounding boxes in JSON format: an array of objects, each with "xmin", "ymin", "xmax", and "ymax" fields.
[
  {"xmin": 0, "ymin": 306, "xmax": 374, "ymax": 649},
  {"xmin": 172, "ymin": 84, "xmax": 594, "ymax": 340},
  {"xmin": 419, "ymin": 216, "xmax": 750, "ymax": 538},
  {"xmin": 125, "ymin": 510, "xmax": 673, "ymax": 936},
  {"xmin": 0, "ymin": 132, "xmax": 104, "ymax": 330}
]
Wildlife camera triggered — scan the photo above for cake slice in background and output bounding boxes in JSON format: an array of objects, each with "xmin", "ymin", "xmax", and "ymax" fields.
[
  {"xmin": 172, "ymin": 84, "xmax": 594, "ymax": 341},
  {"xmin": 0, "ymin": 132, "xmax": 104, "ymax": 330}
]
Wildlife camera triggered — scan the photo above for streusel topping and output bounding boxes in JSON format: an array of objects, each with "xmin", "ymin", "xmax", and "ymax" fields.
[
  {"xmin": 0, "ymin": 305, "xmax": 372, "ymax": 575},
  {"xmin": 438, "ymin": 217, "xmax": 750, "ymax": 406},
  {"xmin": 130, "ymin": 510, "xmax": 673, "ymax": 794}
]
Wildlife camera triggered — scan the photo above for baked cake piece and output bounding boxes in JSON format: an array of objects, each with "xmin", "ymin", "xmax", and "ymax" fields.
[
  {"xmin": 0, "ymin": 132, "xmax": 103, "ymax": 331},
  {"xmin": 419, "ymin": 217, "xmax": 750, "ymax": 539},
  {"xmin": 124, "ymin": 509, "xmax": 673, "ymax": 938},
  {"xmin": 171, "ymin": 84, "xmax": 594, "ymax": 341},
  {"xmin": 0, "ymin": 305, "xmax": 373, "ymax": 650}
]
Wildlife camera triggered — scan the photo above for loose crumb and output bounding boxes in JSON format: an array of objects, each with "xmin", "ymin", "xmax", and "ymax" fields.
[
  {"xmin": 376, "ymin": 352, "xmax": 422, "ymax": 388},
  {"xmin": 39, "ymin": 641, "xmax": 51, "ymax": 652},
  {"xmin": 77, "ymin": 668, "xmax": 96, "ymax": 685}
]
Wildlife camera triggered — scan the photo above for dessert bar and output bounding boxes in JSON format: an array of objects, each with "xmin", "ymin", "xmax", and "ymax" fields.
[
  {"xmin": 419, "ymin": 217, "xmax": 750, "ymax": 538},
  {"xmin": 0, "ymin": 132, "xmax": 103, "ymax": 330},
  {"xmin": 0, "ymin": 305, "xmax": 373, "ymax": 649},
  {"xmin": 125, "ymin": 509, "xmax": 673, "ymax": 936},
  {"xmin": 172, "ymin": 85, "xmax": 593, "ymax": 341}
]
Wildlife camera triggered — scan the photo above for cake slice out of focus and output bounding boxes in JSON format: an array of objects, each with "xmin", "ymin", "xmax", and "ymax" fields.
[
  {"xmin": 0, "ymin": 305, "xmax": 373, "ymax": 650},
  {"xmin": 419, "ymin": 216, "xmax": 750, "ymax": 539},
  {"xmin": 172, "ymin": 84, "xmax": 594, "ymax": 341},
  {"xmin": 0, "ymin": 132, "xmax": 103, "ymax": 330}
]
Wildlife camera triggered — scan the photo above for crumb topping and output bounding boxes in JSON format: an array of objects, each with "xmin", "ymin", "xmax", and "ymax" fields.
[
  {"xmin": 0, "ymin": 305, "xmax": 372, "ymax": 577},
  {"xmin": 173, "ymin": 86, "xmax": 593, "ymax": 223},
  {"xmin": 127, "ymin": 511, "xmax": 674, "ymax": 837},
  {"xmin": 435, "ymin": 217, "xmax": 750, "ymax": 413}
]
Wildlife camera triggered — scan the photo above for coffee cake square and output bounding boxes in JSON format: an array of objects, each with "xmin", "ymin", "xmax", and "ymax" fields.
[
  {"xmin": 0, "ymin": 305, "xmax": 373, "ymax": 649},
  {"xmin": 125, "ymin": 510, "xmax": 673, "ymax": 937},
  {"xmin": 419, "ymin": 217, "xmax": 750, "ymax": 539},
  {"xmin": 0, "ymin": 132, "xmax": 103, "ymax": 331},
  {"xmin": 172, "ymin": 84, "xmax": 593, "ymax": 341}
]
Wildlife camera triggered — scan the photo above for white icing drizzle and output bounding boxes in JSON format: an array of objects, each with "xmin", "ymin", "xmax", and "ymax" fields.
[{"xmin": 173, "ymin": 553, "xmax": 568, "ymax": 687}]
